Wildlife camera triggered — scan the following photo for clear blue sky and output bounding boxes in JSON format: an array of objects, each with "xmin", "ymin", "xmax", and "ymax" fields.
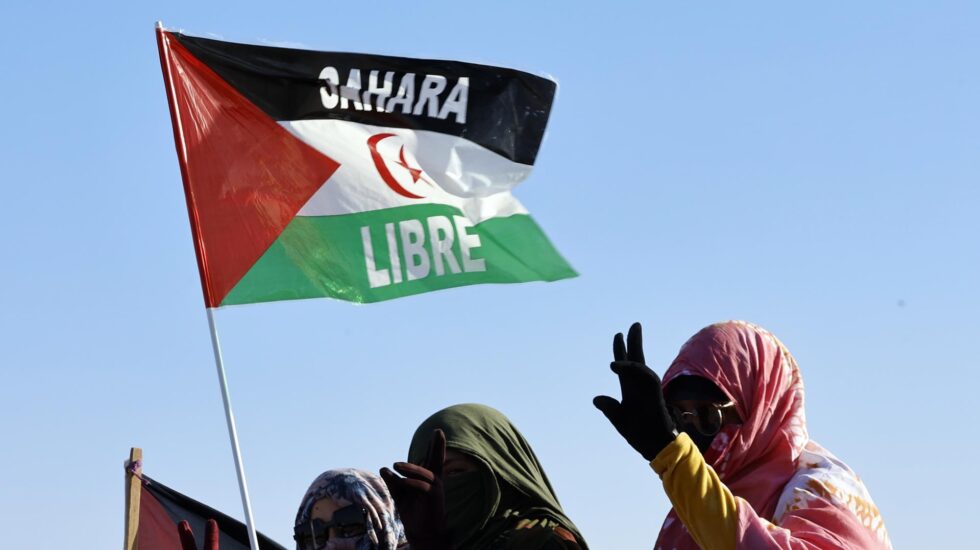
[{"xmin": 1, "ymin": 1, "xmax": 977, "ymax": 548}]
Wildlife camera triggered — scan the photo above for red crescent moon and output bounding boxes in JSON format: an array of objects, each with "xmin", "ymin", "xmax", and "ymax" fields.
[{"xmin": 367, "ymin": 133, "xmax": 425, "ymax": 199}]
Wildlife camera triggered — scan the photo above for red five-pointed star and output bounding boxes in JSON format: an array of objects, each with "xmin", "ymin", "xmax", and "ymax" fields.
[{"xmin": 396, "ymin": 145, "xmax": 433, "ymax": 185}]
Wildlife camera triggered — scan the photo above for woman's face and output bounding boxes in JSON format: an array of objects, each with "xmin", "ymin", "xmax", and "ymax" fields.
[
  {"xmin": 438, "ymin": 447, "xmax": 499, "ymax": 546},
  {"xmin": 309, "ymin": 497, "xmax": 368, "ymax": 543},
  {"xmin": 443, "ymin": 448, "xmax": 481, "ymax": 477},
  {"xmin": 665, "ymin": 375, "xmax": 742, "ymax": 453}
]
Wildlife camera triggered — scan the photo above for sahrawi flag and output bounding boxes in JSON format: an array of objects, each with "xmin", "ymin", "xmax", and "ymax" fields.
[
  {"xmin": 156, "ymin": 28, "xmax": 576, "ymax": 306},
  {"xmin": 134, "ymin": 473, "xmax": 285, "ymax": 549}
]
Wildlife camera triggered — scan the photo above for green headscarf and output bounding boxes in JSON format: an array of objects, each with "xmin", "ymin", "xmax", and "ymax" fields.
[{"xmin": 408, "ymin": 404, "xmax": 587, "ymax": 550}]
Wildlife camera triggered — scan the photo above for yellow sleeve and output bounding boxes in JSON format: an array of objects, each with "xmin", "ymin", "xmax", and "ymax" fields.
[{"xmin": 651, "ymin": 433, "xmax": 739, "ymax": 550}]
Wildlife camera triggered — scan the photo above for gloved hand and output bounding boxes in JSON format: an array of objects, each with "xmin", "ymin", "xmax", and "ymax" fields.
[
  {"xmin": 177, "ymin": 518, "xmax": 219, "ymax": 550},
  {"xmin": 380, "ymin": 429, "xmax": 453, "ymax": 550},
  {"xmin": 593, "ymin": 322, "xmax": 677, "ymax": 461}
]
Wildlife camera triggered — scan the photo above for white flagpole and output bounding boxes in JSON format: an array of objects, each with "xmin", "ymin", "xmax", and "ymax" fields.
[
  {"xmin": 156, "ymin": 21, "xmax": 259, "ymax": 550},
  {"xmin": 206, "ymin": 307, "xmax": 261, "ymax": 550}
]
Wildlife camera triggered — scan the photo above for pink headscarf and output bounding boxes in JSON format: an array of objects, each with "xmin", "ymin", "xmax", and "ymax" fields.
[{"xmin": 654, "ymin": 321, "xmax": 890, "ymax": 550}]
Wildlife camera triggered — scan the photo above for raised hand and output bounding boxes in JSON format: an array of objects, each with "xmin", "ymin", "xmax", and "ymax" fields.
[
  {"xmin": 593, "ymin": 322, "xmax": 677, "ymax": 461},
  {"xmin": 381, "ymin": 429, "xmax": 452, "ymax": 550},
  {"xmin": 177, "ymin": 519, "xmax": 219, "ymax": 550}
]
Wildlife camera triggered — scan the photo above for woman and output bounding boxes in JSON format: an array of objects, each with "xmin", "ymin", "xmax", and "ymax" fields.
[
  {"xmin": 594, "ymin": 321, "xmax": 891, "ymax": 549},
  {"xmin": 381, "ymin": 404, "xmax": 587, "ymax": 550},
  {"xmin": 294, "ymin": 468, "xmax": 409, "ymax": 550}
]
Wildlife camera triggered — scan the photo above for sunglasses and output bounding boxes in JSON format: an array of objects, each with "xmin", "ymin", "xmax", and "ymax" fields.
[
  {"xmin": 294, "ymin": 505, "xmax": 368, "ymax": 550},
  {"xmin": 669, "ymin": 402, "xmax": 737, "ymax": 437}
]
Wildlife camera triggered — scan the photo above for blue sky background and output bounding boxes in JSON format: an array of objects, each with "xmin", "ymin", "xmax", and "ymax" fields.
[{"xmin": 1, "ymin": 1, "xmax": 977, "ymax": 548}]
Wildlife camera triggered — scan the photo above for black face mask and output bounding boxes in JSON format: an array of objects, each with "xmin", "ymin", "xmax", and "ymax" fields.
[
  {"xmin": 681, "ymin": 428, "xmax": 717, "ymax": 454},
  {"xmin": 665, "ymin": 375, "xmax": 737, "ymax": 454}
]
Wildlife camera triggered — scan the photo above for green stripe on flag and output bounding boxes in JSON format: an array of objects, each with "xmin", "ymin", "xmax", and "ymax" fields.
[{"xmin": 221, "ymin": 203, "xmax": 576, "ymax": 305}]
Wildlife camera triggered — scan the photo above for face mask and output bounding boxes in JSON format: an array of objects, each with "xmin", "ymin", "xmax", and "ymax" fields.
[
  {"xmin": 443, "ymin": 470, "xmax": 498, "ymax": 545},
  {"xmin": 683, "ymin": 428, "xmax": 717, "ymax": 454}
]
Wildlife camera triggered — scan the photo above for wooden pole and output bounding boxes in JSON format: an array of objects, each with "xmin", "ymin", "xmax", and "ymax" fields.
[{"xmin": 124, "ymin": 447, "xmax": 143, "ymax": 550}]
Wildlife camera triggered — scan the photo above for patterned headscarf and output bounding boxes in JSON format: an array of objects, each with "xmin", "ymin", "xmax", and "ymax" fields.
[
  {"xmin": 295, "ymin": 469, "xmax": 408, "ymax": 550},
  {"xmin": 655, "ymin": 321, "xmax": 890, "ymax": 550}
]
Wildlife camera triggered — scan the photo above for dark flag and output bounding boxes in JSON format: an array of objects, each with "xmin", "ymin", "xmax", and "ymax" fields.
[{"xmin": 135, "ymin": 474, "xmax": 285, "ymax": 550}]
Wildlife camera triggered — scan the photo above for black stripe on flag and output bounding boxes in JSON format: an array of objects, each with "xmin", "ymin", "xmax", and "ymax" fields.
[
  {"xmin": 171, "ymin": 32, "xmax": 556, "ymax": 165},
  {"xmin": 141, "ymin": 474, "xmax": 286, "ymax": 550}
]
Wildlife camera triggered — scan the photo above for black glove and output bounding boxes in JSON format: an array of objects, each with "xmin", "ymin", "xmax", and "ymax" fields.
[
  {"xmin": 381, "ymin": 429, "xmax": 453, "ymax": 550},
  {"xmin": 593, "ymin": 322, "xmax": 677, "ymax": 461},
  {"xmin": 177, "ymin": 519, "xmax": 219, "ymax": 550}
]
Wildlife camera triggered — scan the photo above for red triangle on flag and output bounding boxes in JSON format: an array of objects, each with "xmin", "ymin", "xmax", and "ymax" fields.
[
  {"xmin": 136, "ymin": 484, "xmax": 182, "ymax": 550},
  {"xmin": 158, "ymin": 30, "xmax": 340, "ymax": 307}
]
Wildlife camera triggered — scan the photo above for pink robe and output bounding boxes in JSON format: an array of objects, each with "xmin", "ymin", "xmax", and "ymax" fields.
[{"xmin": 655, "ymin": 321, "xmax": 891, "ymax": 550}]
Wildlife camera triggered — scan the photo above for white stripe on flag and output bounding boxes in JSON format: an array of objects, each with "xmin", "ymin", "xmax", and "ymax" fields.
[{"xmin": 281, "ymin": 120, "xmax": 533, "ymax": 223}]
